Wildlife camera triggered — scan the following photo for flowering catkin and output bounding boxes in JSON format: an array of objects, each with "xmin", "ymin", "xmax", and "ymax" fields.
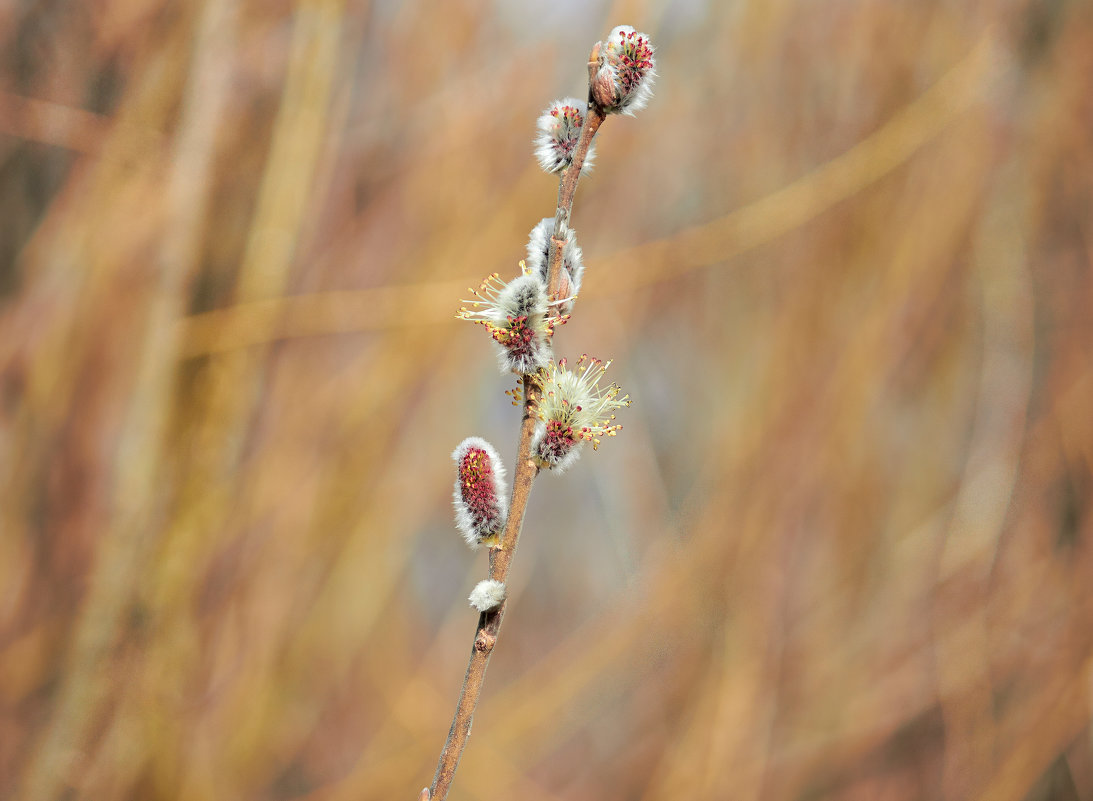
[
  {"xmin": 468, "ymin": 580, "xmax": 507, "ymax": 612},
  {"xmin": 591, "ymin": 25, "xmax": 656, "ymax": 116},
  {"xmin": 532, "ymin": 355, "xmax": 630, "ymax": 472},
  {"xmin": 534, "ymin": 98, "xmax": 596, "ymax": 175},
  {"xmin": 452, "ymin": 437, "xmax": 508, "ymax": 549},
  {"xmin": 525, "ymin": 217, "xmax": 584, "ymax": 313},
  {"xmin": 458, "ymin": 270, "xmax": 566, "ymax": 374}
]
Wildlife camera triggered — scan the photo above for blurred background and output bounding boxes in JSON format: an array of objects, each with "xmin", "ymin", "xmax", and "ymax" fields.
[{"xmin": 1, "ymin": 0, "xmax": 1092, "ymax": 799}]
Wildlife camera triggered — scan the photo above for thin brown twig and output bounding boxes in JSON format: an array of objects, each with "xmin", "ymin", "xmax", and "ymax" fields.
[
  {"xmin": 424, "ymin": 42, "xmax": 607, "ymax": 801},
  {"xmin": 426, "ymin": 382, "xmax": 538, "ymax": 800},
  {"xmin": 546, "ymin": 49, "xmax": 608, "ymax": 301}
]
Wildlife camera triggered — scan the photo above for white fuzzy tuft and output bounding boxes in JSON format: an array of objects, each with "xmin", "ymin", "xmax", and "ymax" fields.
[{"xmin": 468, "ymin": 579, "xmax": 507, "ymax": 612}]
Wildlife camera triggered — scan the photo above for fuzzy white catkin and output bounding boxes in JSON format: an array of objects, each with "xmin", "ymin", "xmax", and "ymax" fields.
[
  {"xmin": 496, "ymin": 273, "xmax": 553, "ymax": 373},
  {"xmin": 534, "ymin": 98, "xmax": 596, "ymax": 175},
  {"xmin": 458, "ymin": 272, "xmax": 555, "ymax": 374},
  {"xmin": 525, "ymin": 217, "xmax": 583, "ymax": 312},
  {"xmin": 452, "ymin": 437, "xmax": 508, "ymax": 549},
  {"xmin": 532, "ymin": 355, "xmax": 630, "ymax": 472},
  {"xmin": 596, "ymin": 25, "xmax": 656, "ymax": 116},
  {"xmin": 468, "ymin": 580, "xmax": 507, "ymax": 612}
]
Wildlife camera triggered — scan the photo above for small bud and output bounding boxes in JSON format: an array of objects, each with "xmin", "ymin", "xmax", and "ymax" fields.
[
  {"xmin": 591, "ymin": 26, "xmax": 656, "ymax": 116},
  {"xmin": 452, "ymin": 437, "xmax": 508, "ymax": 549},
  {"xmin": 533, "ymin": 355, "xmax": 631, "ymax": 472},
  {"xmin": 534, "ymin": 98, "xmax": 596, "ymax": 175},
  {"xmin": 468, "ymin": 579, "xmax": 507, "ymax": 612},
  {"xmin": 458, "ymin": 270, "xmax": 568, "ymax": 374},
  {"xmin": 525, "ymin": 217, "xmax": 584, "ymax": 312}
]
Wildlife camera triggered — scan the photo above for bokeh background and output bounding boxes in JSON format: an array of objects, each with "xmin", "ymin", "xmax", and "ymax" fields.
[{"xmin": 2, "ymin": 0, "xmax": 1092, "ymax": 799}]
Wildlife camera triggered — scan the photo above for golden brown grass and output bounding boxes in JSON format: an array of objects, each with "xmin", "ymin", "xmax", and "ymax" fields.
[{"xmin": 1, "ymin": 1, "xmax": 1091, "ymax": 800}]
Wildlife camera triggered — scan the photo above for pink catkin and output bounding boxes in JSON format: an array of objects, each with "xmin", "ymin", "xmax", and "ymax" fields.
[
  {"xmin": 452, "ymin": 437, "xmax": 508, "ymax": 549},
  {"xmin": 460, "ymin": 448, "xmax": 500, "ymax": 528}
]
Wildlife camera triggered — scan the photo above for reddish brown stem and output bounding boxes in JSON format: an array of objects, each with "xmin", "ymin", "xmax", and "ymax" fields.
[
  {"xmin": 546, "ymin": 96, "xmax": 607, "ymax": 301},
  {"xmin": 427, "ymin": 376, "xmax": 539, "ymax": 801}
]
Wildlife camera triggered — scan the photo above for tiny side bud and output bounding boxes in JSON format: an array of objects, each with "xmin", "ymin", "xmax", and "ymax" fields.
[{"xmin": 469, "ymin": 579, "xmax": 507, "ymax": 612}]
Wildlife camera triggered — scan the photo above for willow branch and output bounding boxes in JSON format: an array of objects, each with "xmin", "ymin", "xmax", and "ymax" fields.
[
  {"xmin": 425, "ymin": 40, "xmax": 612, "ymax": 801},
  {"xmin": 427, "ymin": 376, "xmax": 539, "ymax": 801},
  {"xmin": 546, "ymin": 49, "xmax": 608, "ymax": 302}
]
